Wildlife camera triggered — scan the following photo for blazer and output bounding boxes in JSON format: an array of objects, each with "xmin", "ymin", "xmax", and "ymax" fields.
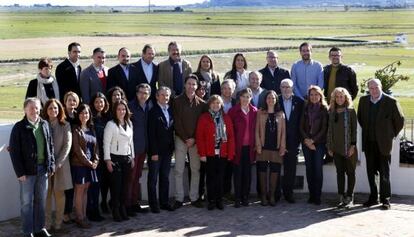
[
  {"xmin": 55, "ymin": 58, "xmax": 81, "ymax": 101},
  {"xmin": 323, "ymin": 64, "xmax": 358, "ymax": 100},
  {"xmin": 300, "ymin": 102, "xmax": 329, "ymax": 144},
  {"xmin": 255, "ymin": 110, "xmax": 286, "ymax": 153},
  {"xmin": 357, "ymin": 94, "xmax": 404, "ymax": 156},
  {"xmin": 80, "ymin": 63, "xmax": 109, "ymax": 104},
  {"xmin": 128, "ymin": 98, "xmax": 152, "ymax": 156},
  {"xmin": 147, "ymin": 103, "xmax": 175, "ymax": 157},
  {"xmin": 103, "ymin": 120, "xmax": 134, "ymax": 161},
  {"xmin": 158, "ymin": 58, "xmax": 192, "ymax": 97},
  {"xmin": 228, "ymin": 104, "xmax": 257, "ymax": 164},
  {"xmin": 259, "ymin": 65, "xmax": 291, "ymax": 94},
  {"xmin": 196, "ymin": 112, "xmax": 235, "ymax": 159},
  {"xmin": 106, "ymin": 64, "xmax": 139, "ymax": 101},
  {"xmin": 50, "ymin": 120, "xmax": 73, "ymax": 191},
  {"xmin": 279, "ymin": 95, "xmax": 304, "ymax": 150},
  {"xmin": 71, "ymin": 125, "xmax": 99, "ymax": 167},
  {"xmin": 9, "ymin": 118, "xmax": 55, "ymax": 177},
  {"xmin": 133, "ymin": 59, "xmax": 158, "ymax": 102}
]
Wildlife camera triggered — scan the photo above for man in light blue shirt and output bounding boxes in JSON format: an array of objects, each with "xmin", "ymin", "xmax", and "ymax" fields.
[{"xmin": 291, "ymin": 42, "xmax": 324, "ymax": 100}]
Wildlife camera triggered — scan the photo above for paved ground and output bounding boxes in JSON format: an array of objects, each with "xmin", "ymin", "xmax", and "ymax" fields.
[{"xmin": 2, "ymin": 193, "xmax": 414, "ymax": 237}]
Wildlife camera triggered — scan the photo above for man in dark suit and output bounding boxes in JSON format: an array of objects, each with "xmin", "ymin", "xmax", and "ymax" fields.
[
  {"xmin": 106, "ymin": 47, "xmax": 139, "ymax": 101},
  {"xmin": 133, "ymin": 44, "xmax": 158, "ymax": 103},
  {"xmin": 55, "ymin": 42, "xmax": 82, "ymax": 102},
  {"xmin": 259, "ymin": 50, "xmax": 290, "ymax": 95},
  {"xmin": 147, "ymin": 86, "xmax": 175, "ymax": 213},
  {"xmin": 158, "ymin": 41, "xmax": 192, "ymax": 97},
  {"xmin": 357, "ymin": 78, "xmax": 404, "ymax": 210},
  {"xmin": 323, "ymin": 47, "xmax": 358, "ymax": 101},
  {"xmin": 276, "ymin": 78, "xmax": 304, "ymax": 203},
  {"xmin": 80, "ymin": 47, "xmax": 108, "ymax": 104}
]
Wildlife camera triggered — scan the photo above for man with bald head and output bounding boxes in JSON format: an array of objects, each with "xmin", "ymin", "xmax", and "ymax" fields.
[
  {"xmin": 106, "ymin": 47, "xmax": 139, "ymax": 101},
  {"xmin": 357, "ymin": 78, "xmax": 404, "ymax": 210},
  {"xmin": 259, "ymin": 50, "xmax": 290, "ymax": 95}
]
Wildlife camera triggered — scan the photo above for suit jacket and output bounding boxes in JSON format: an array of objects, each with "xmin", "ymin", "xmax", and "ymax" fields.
[
  {"xmin": 279, "ymin": 95, "xmax": 304, "ymax": 150},
  {"xmin": 80, "ymin": 64, "xmax": 109, "ymax": 104},
  {"xmin": 259, "ymin": 65, "xmax": 290, "ymax": 94},
  {"xmin": 323, "ymin": 64, "xmax": 358, "ymax": 100},
  {"xmin": 133, "ymin": 59, "xmax": 158, "ymax": 102},
  {"xmin": 357, "ymin": 93, "xmax": 404, "ymax": 156},
  {"xmin": 158, "ymin": 58, "xmax": 192, "ymax": 97},
  {"xmin": 147, "ymin": 103, "xmax": 175, "ymax": 157},
  {"xmin": 106, "ymin": 64, "xmax": 139, "ymax": 101},
  {"xmin": 55, "ymin": 58, "xmax": 81, "ymax": 102}
]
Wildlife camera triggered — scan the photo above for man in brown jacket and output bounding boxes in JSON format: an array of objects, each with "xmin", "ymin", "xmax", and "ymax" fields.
[
  {"xmin": 357, "ymin": 78, "xmax": 404, "ymax": 210},
  {"xmin": 158, "ymin": 42, "xmax": 192, "ymax": 97}
]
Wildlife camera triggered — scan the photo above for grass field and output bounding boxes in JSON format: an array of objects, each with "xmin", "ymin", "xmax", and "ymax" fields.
[{"xmin": 0, "ymin": 8, "xmax": 413, "ymax": 122}]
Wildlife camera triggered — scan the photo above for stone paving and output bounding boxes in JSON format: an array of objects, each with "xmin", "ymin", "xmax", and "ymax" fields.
[{"xmin": 2, "ymin": 193, "xmax": 414, "ymax": 237}]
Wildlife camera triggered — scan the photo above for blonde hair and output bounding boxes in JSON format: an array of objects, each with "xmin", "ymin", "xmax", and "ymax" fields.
[
  {"xmin": 207, "ymin": 94, "xmax": 224, "ymax": 109},
  {"xmin": 307, "ymin": 85, "xmax": 328, "ymax": 108},
  {"xmin": 63, "ymin": 91, "xmax": 80, "ymax": 107},
  {"xmin": 329, "ymin": 87, "xmax": 353, "ymax": 111}
]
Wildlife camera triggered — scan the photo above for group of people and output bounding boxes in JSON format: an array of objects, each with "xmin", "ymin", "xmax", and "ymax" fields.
[{"xmin": 9, "ymin": 41, "xmax": 405, "ymax": 237}]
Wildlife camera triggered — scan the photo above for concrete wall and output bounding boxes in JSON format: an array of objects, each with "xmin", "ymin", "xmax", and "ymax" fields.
[{"xmin": 0, "ymin": 123, "xmax": 412, "ymax": 221}]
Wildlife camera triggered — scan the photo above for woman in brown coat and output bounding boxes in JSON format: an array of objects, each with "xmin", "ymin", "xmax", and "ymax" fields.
[{"xmin": 255, "ymin": 90, "xmax": 286, "ymax": 206}]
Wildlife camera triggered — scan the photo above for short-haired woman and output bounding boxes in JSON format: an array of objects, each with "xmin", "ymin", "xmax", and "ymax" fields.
[{"xmin": 327, "ymin": 87, "xmax": 357, "ymax": 208}]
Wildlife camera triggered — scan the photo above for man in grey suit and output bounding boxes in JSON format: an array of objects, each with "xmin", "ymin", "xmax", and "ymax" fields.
[
  {"xmin": 80, "ymin": 47, "xmax": 108, "ymax": 104},
  {"xmin": 158, "ymin": 42, "xmax": 192, "ymax": 97}
]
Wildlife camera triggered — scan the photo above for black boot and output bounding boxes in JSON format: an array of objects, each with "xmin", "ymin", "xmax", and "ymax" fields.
[
  {"xmin": 112, "ymin": 207, "xmax": 122, "ymax": 222},
  {"xmin": 119, "ymin": 206, "xmax": 130, "ymax": 221}
]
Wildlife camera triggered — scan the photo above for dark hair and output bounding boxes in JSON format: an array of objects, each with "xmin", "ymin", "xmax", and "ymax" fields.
[
  {"xmin": 136, "ymin": 83, "xmax": 151, "ymax": 94},
  {"xmin": 107, "ymin": 86, "xmax": 126, "ymax": 106},
  {"xmin": 90, "ymin": 92, "xmax": 109, "ymax": 117},
  {"xmin": 262, "ymin": 90, "xmax": 281, "ymax": 112},
  {"xmin": 76, "ymin": 103, "xmax": 94, "ymax": 128},
  {"xmin": 68, "ymin": 42, "xmax": 81, "ymax": 52},
  {"xmin": 118, "ymin": 47, "xmax": 129, "ymax": 55},
  {"xmin": 93, "ymin": 47, "xmax": 105, "ymax": 55},
  {"xmin": 168, "ymin": 41, "xmax": 180, "ymax": 51},
  {"xmin": 231, "ymin": 53, "xmax": 247, "ymax": 71},
  {"xmin": 184, "ymin": 74, "xmax": 199, "ymax": 84},
  {"xmin": 299, "ymin": 42, "xmax": 311, "ymax": 51},
  {"xmin": 238, "ymin": 88, "xmax": 253, "ymax": 99},
  {"xmin": 329, "ymin": 46, "xmax": 341, "ymax": 54},
  {"xmin": 112, "ymin": 100, "xmax": 131, "ymax": 127},
  {"xmin": 43, "ymin": 99, "xmax": 66, "ymax": 125},
  {"xmin": 142, "ymin": 44, "xmax": 154, "ymax": 54},
  {"xmin": 196, "ymin": 55, "xmax": 214, "ymax": 73},
  {"xmin": 38, "ymin": 57, "xmax": 53, "ymax": 70}
]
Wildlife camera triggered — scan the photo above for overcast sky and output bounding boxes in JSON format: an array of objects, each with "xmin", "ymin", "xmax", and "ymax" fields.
[{"xmin": 2, "ymin": 0, "xmax": 205, "ymax": 6}]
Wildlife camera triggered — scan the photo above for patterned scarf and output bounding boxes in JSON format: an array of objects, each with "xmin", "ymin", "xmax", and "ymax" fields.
[{"xmin": 209, "ymin": 109, "xmax": 227, "ymax": 145}]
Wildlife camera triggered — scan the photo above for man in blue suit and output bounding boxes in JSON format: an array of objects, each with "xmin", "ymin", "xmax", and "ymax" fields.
[
  {"xmin": 276, "ymin": 78, "xmax": 304, "ymax": 203},
  {"xmin": 133, "ymin": 44, "xmax": 158, "ymax": 103}
]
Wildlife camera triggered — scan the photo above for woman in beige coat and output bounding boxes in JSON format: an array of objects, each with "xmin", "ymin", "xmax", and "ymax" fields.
[
  {"xmin": 255, "ymin": 90, "xmax": 286, "ymax": 206},
  {"xmin": 43, "ymin": 99, "xmax": 73, "ymax": 232}
]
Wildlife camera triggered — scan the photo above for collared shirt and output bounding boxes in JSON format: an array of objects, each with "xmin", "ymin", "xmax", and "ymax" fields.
[
  {"xmin": 268, "ymin": 66, "xmax": 276, "ymax": 77},
  {"xmin": 158, "ymin": 103, "xmax": 170, "ymax": 127},
  {"xmin": 234, "ymin": 70, "xmax": 250, "ymax": 96},
  {"xmin": 69, "ymin": 59, "xmax": 80, "ymax": 80},
  {"xmin": 120, "ymin": 64, "xmax": 129, "ymax": 80},
  {"xmin": 283, "ymin": 96, "xmax": 293, "ymax": 120},
  {"xmin": 291, "ymin": 59, "xmax": 324, "ymax": 100},
  {"xmin": 370, "ymin": 92, "xmax": 383, "ymax": 104},
  {"xmin": 141, "ymin": 59, "xmax": 154, "ymax": 83},
  {"xmin": 223, "ymin": 99, "xmax": 233, "ymax": 114},
  {"xmin": 93, "ymin": 64, "xmax": 104, "ymax": 73},
  {"xmin": 251, "ymin": 87, "xmax": 264, "ymax": 108}
]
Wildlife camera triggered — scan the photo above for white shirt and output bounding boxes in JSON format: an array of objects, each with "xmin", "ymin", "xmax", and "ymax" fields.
[
  {"xmin": 141, "ymin": 59, "xmax": 154, "ymax": 83},
  {"xmin": 234, "ymin": 70, "xmax": 250, "ymax": 97},
  {"xmin": 223, "ymin": 99, "xmax": 233, "ymax": 114},
  {"xmin": 268, "ymin": 66, "xmax": 276, "ymax": 77},
  {"xmin": 69, "ymin": 59, "xmax": 80, "ymax": 80},
  {"xmin": 158, "ymin": 103, "xmax": 171, "ymax": 127},
  {"xmin": 370, "ymin": 92, "xmax": 383, "ymax": 104},
  {"xmin": 120, "ymin": 64, "xmax": 129, "ymax": 80},
  {"xmin": 251, "ymin": 87, "xmax": 264, "ymax": 108},
  {"xmin": 283, "ymin": 96, "xmax": 293, "ymax": 121}
]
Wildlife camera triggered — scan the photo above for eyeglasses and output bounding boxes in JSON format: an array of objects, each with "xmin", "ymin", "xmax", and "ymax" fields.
[{"xmin": 43, "ymin": 66, "xmax": 53, "ymax": 70}]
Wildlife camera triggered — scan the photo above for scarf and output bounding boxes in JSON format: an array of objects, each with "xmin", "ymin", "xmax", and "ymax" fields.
[
  {"xmin": 201, "ymin": 70, "xmax": 212, "ymax": 83},
  {"xmin": 209, "ymin": 109, "xmax": 227, "ymax": 145},
  {"xmin": 36, "ymin": 73, "xmax": 60, "ymax": 105}
]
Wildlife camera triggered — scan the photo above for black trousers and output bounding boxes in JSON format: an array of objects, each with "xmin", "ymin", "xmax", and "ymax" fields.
[
  {"xmin": 98, "ymin": 161, "xmax": 111, "ymax": 204},
  {"xmin": 199, "ymin": 161, "xmax": 206, "ymax": 199},
  {"xmin": 333, "ymin": 153, "xmax": 356, "ymax": 197},
  {"xmin": 223, "ymin": 160, "xmax": 233, "ymax": 195},
  {"xmin": 206, "ymin": 156, "xmax": 226, "ymax": 203},
  {"xmin": 147, "ymin": 154, "xmax": 172, "ymax": 207},
  {"xmin": 233, "ymin": 146, "xmax": 251, "ymax": 201},
  {"xmin": 276, "ymin": 147, "xmax": 299, "ymax": 199},
  {"xmin": 365, "ymin": 141, "xmax": 391, "ymax": 203},
  {"xmin": 109, "ymin": 154, "xmax": 131, "ymax": 209}
]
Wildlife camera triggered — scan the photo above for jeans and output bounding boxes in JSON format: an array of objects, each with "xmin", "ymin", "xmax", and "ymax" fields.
[
  {"xmin": 302, "ymin": 143, "xmax": 326, "ymax": 200},
  {"xmin": 147, "ymin": 154, "xmax": 172, "ymax": 207},
  {"xmin": 20, "ymin": 165, "xmax": 48, "ymax": 235}
]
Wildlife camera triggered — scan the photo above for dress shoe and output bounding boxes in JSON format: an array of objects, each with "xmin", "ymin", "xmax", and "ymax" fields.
[
  {"xmin": 120, "ymin": 206, "xmax": 130, "ymax": 220},
  {"xmin": 307, "ymin": 197, "xmax": 314, "ymax": 204},
  {"xmin": 234, "ymin": 200, "xmax": 241, "ymax": 208},
  {"xmin": 34, "ymin": 229, "xmax": 53, "ymax": 237},
  {"xmin": 207, "ymin": 202, "xmax": 215, "ymax": 210},
  {"xmin": 285, "ymin": 195, "xmax": 296, "ymax": 204},
  {"xmin": 160, "ymin": 204, "xmax": 175, "ymax": 211},
  {"xmin": 150, "ymin": 206, "xmax": 161, "ymax": 213},
  {"xmin": 241, "ymin": 198, "xmax": 249, "ymax": 207},
  {"xmin": 313, "ymin": 198, "xmax": 321, "ymax": 205},
  {"xmin": 112, "ymin": 208, "xmax": 123, "ymax": 222},
  {"xmin": 100, "ymin": 201, "xmax": 110, "ymax": 214},
  {"xmin": 381, "ymin": 201, "xmax": 391, "ymax": 210},
  {"xmin": 363, "ymin": 199, "xmax": 379, "ymax": 207},
  {"xmin": 126, "ymin": 207, "xmax": 137, "ymax": 217},
  {"xmin": 216, "ymin": 200, "xmax": 224, "ymax": 210},
  {"xmin": 133, "ymin": 204, "xmax": 149, "ymax": 213},
  {"xmin": 173, "ymin": 201, "xmax": 183, "ymax": 209},
  {"xmin": 75, "ymin": 219, "xmax": 91, "ymax": 229},
  {"xmin": 191, "ymin": 199, "xmax": 204, "ymax": 208}
]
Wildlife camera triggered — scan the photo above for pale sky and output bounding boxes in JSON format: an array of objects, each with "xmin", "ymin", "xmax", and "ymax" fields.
[{"xmin": 2, "ymin": 0, "xmax": 205, "ymax": 6}]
